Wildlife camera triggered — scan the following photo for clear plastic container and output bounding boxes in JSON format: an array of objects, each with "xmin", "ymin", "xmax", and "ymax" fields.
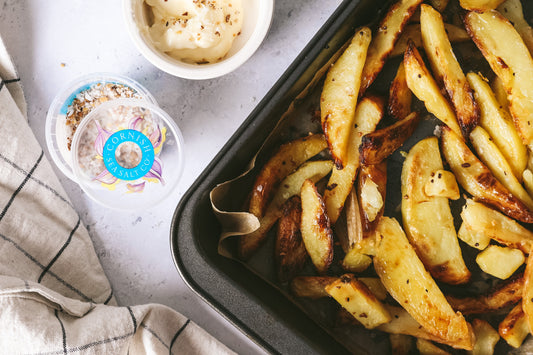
[
  {"xmin": 70, "ymin": 99, "xmax": 184, "ymax": 210},
  {"xmin": 45, "ymin": 73, "xmax": 157, "ymax": 181}
]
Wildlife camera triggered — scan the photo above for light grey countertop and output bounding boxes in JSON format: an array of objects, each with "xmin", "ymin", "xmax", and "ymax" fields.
[{"xmin": 0, "ymin": 0, "xmax": 342, "ymax": 353}]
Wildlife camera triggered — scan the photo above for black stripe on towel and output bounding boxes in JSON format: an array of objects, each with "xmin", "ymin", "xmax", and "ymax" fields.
[
  {"xmin": 38, "ymin": 217, "xmax": 81, "ymax": 283},
  {"xmin": 127, "ymin": 306, "xmax": 138, "ymax": 332},
  {"xmin": 169, "ymin": 319, "xmax": 190, "ymax": 354},
  {"xmin": 54, "ymin": 309, "xmax": 67, "ymax": 355}
]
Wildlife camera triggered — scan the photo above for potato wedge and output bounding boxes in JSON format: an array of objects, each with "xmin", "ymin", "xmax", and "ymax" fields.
[
  {"xmin": 467, "ymin": 72, "xmax": 527, "ymax": 180},
  {"xmin": 339, "ymin": 187, "xmax": 362, "ymax": 253},
  {"xmin": 360, "ymin": 0, "xmax": 423, "ymax": 94},
  {"xmin": 248, "ymin": 134, "xmax": 328, "ymax": 218},
  {"xmin": 423, "ymin": 169, "xmax": 460, "ymax": 200},
  {"xmin": 404, "ymin": 41, "xmax": 462, "ymax": 135},
  {"xmin": 430, "ymin": 0, "xmax": 449, "ymax": 12},
  {"xmin": 447, "ymin": 274, "xmax": 524, "ymax": 315},
  {"xmin": 417, "ymin": 338, "xmax": 451, "ymax": 355},
  {"xmin": 476, "ymin": 245, "xmax": 525, "ymax": 280},
  {"xmin": 290, "ymin": 276, "xmax": 338, "ymax": 299},
  {"xmin": 465, "ymin": 10, "xmax": 533, "ymax": 150},
  {"xmin": 469, "ymin": 319, "xmax": 500, "ymax": 355},
  {"xmin": 275, "ymin": 196, "xmax": 307, "ymax": 283},
  {"xmin": 341, "ymin": 247, "xmax": 372, "ymax": 273},
  {"xmin": 457, "ymin": 222, "xmax": 491, "ymax": 250},
  {"xmin": 374, "ymin": 217, "xmax": 473, "ymax": 350},
  {"xmin": 421, "ymin": 4, "xmax": 479, "ymax": 137},
  {"xmin": 460, "ymin": 199, "xmax": 533, "ymax": 253},
  {"xmin": 324, "ymin": 96, "xmax": 384, "ymax": 223},
  {"xmin": 388, "ymin": 62, "xmax": 412, "ymax": 120},
  {"xmin": 470, "ymin": 126, "xmax": 533, "ymax": 210},
  {"xmin": 389, "ymin": 334, "xmax": 414, "ymax": 355},
  {"xmin": 499, "ymin": 303, "xmax": 530, "ymax": 348},
  {"xmin": 360, "ymin": 112, "xmax": 420, "ymax": 165},
  {"xmin": 498, "ymin": 0, "xmax": 533, "ymax": 55},
  {"xmin": 440, "ymin": 126, "xmax": 533, "ymax": 223},
  {"xmin": 321, "ymin": 28, "xmax": 371, "ymax": 167},
  {"xmin": 239, "ymin": 160, "xmax": 333, "ymax": 259},
  {"xmin": 391, "ymin": 23, "xmax": 470, "ymax": 57},
  {"xmin": 524, "ymin": 169, "xmax": 533, "ymax": 197},
  {"xmin": 325, "ymin": 274, "xmax": 392, "ymax": 329},
  {"xmin": 459, "ymin": 0, "xmax": 506, "ymax": 11},
  {"xmin": 300, "ymin": 179, "xmax": 334, "ymax": 274},
  {"xmin": 358, "ymin": 162, "xmax": 387, "ymax": 241},
  {"xmin": 522, "ymin": 248, "xmax": 533, "ymax": 334},
  {"xmin": 490, "ymin": 75, "xmax": 511, "ymax": 114},
  {"xmin": 402, "ymin": 137, "xmax": 470, "ymax": 284}
]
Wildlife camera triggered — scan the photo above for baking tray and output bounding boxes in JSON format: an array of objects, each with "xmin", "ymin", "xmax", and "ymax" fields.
[{"xmin": 170, "ymin": 1, "xmax": 391, "ymax": 354}]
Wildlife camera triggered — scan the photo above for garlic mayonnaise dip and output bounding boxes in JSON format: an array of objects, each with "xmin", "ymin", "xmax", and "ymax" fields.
[{"xmin": 145, "ymin": 0, "xmax": 243, "ymax": 64}]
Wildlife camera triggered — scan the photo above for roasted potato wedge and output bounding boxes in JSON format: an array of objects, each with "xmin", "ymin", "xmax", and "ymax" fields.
[
  {"xmin": 499, "ymin": 303, "xmax": 530, "ymax": 348},
  {"xmin": 389, "ymin": 334, "xmax": 414, "ymax": 355},
  {"xmin": 460, "ymin": 199, "xmax": 533, "ymax": 253},
  {"xmin": 423, "ymin": 169, "xmax": 460, "ymax": 200},
  {"xmin": 360, "ymin": 112, "xmax": 420, "ymax": 165},
  {"xmin": 469, "ymin": 319, "xmax": 500, "ymax": 355},
  {"xmin": 391, "ymin": 23, "xmax": 470, "ymax": 57},
  {"xmin": 402, "ymin": 137, "xmax": 470, "ymax": 284},
  {"xmin": 420, "ymin": 4, "xmax": 479, "ymax": 137},
  {"xmin": 360, "ymin": 0, "xmax": 423, "ymax": 94},
  {"xmin": 239, "ymin": 160, "xmax": 333, "ymax": 259},
  {"xmin": 417, "ymin": 338, "xmax": 451, "ymax": 355},
  {"xmin": 459, "ymin": 0, "xmax": 506, "ymax": 11},
  {"xmin": 465, "ymin": 10, "xmax": 533, "ymax": 149},
  {"xmin": 374, "ymin": 217, "xmax": 474, "ymax": 350},
  {"xmin": 338, "ymin": 187, "xmax": 362, "ymax": 253},
  {"xmin": 404, "ymin": 41, "xmax": 462, "ymax": 135},
  {"xmin": 470, "ymin": 126, "xmax": 533, "ymax": 210},
  {"xmin": 467, "ymin": 72, "xmax": 527, "ymax": 180},
  {"xmin": 388, "ymin": 62, "xmax": 412, "ymax": 120},
  {"xmin": 476, "ymin": 245, "xmax": 525, "ymax": 280},
  {"xmin": 275, "ymin": 196, "xmax": 307, "ymax": 283},
  {"xmin": 358, "ymin": 162, "xmax": 387, "ymax": 242},
  {"xmin": 491, "ymin": 75, "xmax": 511, "ymax": 113},
  {"xmin": 300, "ymin": 179, "xmax": 334, "ymax": 274},
  {"xmin": 524, "ymin": 168, "xmax": 533, "ymax": 197},
  {"xmin": 248, "ymin": 134, "xmax": 328, "ymax": 218},
  {"xmin": 498, "ymin": 0, "xmax": 533, "ymax": 55},
  {"xmin": 447, "ymin": 274, "xmax": 524, "ymax": 315},
  {"xmin": 290, "ymin": 276, "xmax": 338, "ymax": 299},
  {"xmin": 440, "ymin": 126, "xmax": 533, "ymax": 223},
  {"xmin": 325, "ymin": 274, "xmax": 392, "ymax": 329},
  {"xmin": 457, "ymin": 222, "xmax": 491, "ymax": 250},
  {"xmin": 341, "ymin": 247, "xmax": 372, "ymax": 273},
  {"xmin": 522, "ymin": 248, "xmax": 533, "ymax": 334},
  {"xmin": 324, "ymin": 96, "xmax": 384, "ymax": 223},
  {"xmin": 321, "ymin": 28, "xmax": 371, "ymax": 167}
]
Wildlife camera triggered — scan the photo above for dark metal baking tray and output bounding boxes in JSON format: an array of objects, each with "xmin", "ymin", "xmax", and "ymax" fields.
[{"xmin": 170, "ymin": 1, "xmax": 396, "ymax": 354}]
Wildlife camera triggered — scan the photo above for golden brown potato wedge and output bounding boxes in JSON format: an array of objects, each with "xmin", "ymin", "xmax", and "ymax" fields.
[
  {"xmin": 470, "ymin": 126, "xmax": 533, "ymax": 210},
  {"xmin": 360, "ymin": 0, "xmax": 423, "ymax": 94},
  {"xmin": 239, "ymin": 160, "xmax": 333, "ymax": 259},
  {"xmin": 491, "ymin": 75, "xmax": 511, "ymax": 114},
  {"xmin": 469, "ymin": 319, "xmax": 500, "ymax": 355},
  {"xmin": 499, "ymin": 303, "xmax": 530, "ymax": 348},
  {"xmin": 440, "ymin": 126, "xmax": 533, "ymax": 223},
  {"xmin": 465, "ymin": 10, "xmax": 533, "ymax": 150},
  {"xmin": 321, "ymin": 28, "xmax": 371, "ymax": 167},
  {"xmin": 402, "ymin": 137, "xmax": 470, "ymax": 284},
  {"xmin": 459, "ymin": 0, "xmax": 506, "ymax": 11},
  {"xmin": 498, "ymin": 0, "xmax": 533, "ymax": 55},
  {"xmin": 404, "ymin": 41, "xmax": 462, "ymax": 135},
  {"xmin": 389, "ymin": 334, "xmax": 414, "ymax": 355},
  {"xmin": 460, "ymin": 199, "xmax": 533, "ymax": 253},
  {"xmin": 420, "ymin": 4, "xmax": 479, "ymax": 137},
  {"xmin": 300, "ymin": 179, "xmax": 334, "ymax": 274},
  {"xmin": 324, "ymin": 96, "xmax": 384, "ymax": 223},
  {"xmin": 359, "ymin": 112, "xmax": 420, "ymax": 165},
  {"xmin": 374, "ymin": 217, "xmax": 473, "ymax": 350},
  {"xmin": 522, "ymin": 248, "xmax": 533, "ymax": 334},
  {"xmin": 457, "ymin": 222, "xmax": 491, "ymax": 250},
  {"xmin": 467, "ymin": 72, "xmax": 527, "ymax": 180},
  {"xmin": 341, "ymin": 247, "xmax": 372, "ymax": 273},
  {"xmin": 423, "ymin": 169, "xmax": 460, "ymax": 200},
  {"xmin": 476, "ymin": 245, "xmax": 525, "ymax": 280},
  {"xmin": 325, "ymin": 274, "xmax": 392, "ymax": 329},
  {"xmin": 391, "ymin": 23, "xmax": 470, "ymax": 57},
  {"xmin": 447, "ymin": 274, "xmax": 524, "ymax": 315},
  {"xmin": 290, "ymin": 276, "xmax": 338, "ymax": 299},
  {"xmin": 275, "ymin": 196, "xmax": 307, "ymax": 283},
  {"xmin": 358, "ymin": 161, "xmax": 387, "ymax": 242},
  {"xmin": 430, "ymin": 0, "xmax": 449, "ymax": 12},
  {"xmin": 417, "ymin": 338, "xmax": 451, "ymax": 355},
  {"xmin": 524, "ymin": 169, "xmax": 533, "ymax": 197},
  {"xmin": 388, "ymin": 62, "xmax": 412, "ymax": 120},
  {"xmin": 338, "ymin": 187, "xmax": 362, "ymax": 253},
  {"xmin": 248, "ymin": 134, "xmax": 328, "ymax": 218}
]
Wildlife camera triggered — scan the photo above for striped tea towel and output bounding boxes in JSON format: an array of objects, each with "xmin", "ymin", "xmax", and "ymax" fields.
[{"xmin": 0, "ymin": 36, "xmax": 233, "ymax": 354}]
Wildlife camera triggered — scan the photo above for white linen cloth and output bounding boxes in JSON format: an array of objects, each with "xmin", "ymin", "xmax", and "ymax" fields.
[{"xmin": 0, "ymin": 36, "xmax": 233, "ymax": 355}]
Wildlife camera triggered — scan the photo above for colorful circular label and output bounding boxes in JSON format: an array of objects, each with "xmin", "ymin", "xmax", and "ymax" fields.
[{"xmin": 102, "ymin": 129, "xmax": 155, "ymax": 181}]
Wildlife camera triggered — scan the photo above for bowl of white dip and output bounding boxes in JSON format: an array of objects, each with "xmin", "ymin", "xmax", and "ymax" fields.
[{"xmin": 123, "ymin": 0, "xmax": 274, "ymax": 79}]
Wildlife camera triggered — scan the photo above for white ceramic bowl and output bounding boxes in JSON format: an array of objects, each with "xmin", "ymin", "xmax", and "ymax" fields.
[{"xmin": 123, "ymin": 0, "xmax": 274, "ymax": 80}]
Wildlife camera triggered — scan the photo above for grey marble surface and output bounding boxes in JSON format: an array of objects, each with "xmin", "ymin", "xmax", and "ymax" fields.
[{"xmin": 0, "ymin": 0, "xmax": 342, "ymax": 353}]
